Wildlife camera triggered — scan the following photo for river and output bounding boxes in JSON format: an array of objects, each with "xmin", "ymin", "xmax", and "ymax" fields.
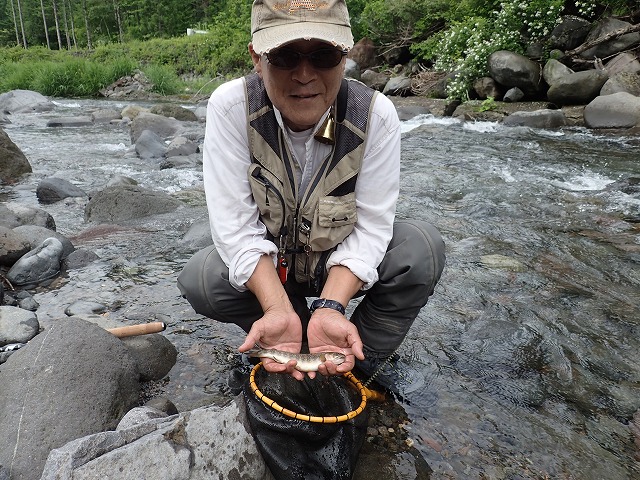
[{"xmin": 2, "ymin": 98, "xmax": 639, "ymax": 479}]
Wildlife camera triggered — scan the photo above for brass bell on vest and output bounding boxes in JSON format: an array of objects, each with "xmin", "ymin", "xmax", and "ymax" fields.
[{"xmin": 314, "ymin": 110, "xmax": 335, "ymax": 145}]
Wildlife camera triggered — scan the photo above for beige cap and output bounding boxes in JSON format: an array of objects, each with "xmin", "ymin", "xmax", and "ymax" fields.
[{"xmin": 251, "ymin": 0, "xmax": 354, "ymax": 54}]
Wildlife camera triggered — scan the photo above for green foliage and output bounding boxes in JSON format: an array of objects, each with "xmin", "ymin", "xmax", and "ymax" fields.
[
  {"xmin": 476, "ymin": 96, "xmax": 496, "ymax": 112},
  {"xmin": 142, "ymin": 64, "xmax": 180, "ymax": 95},
  {"xmin": 0, "ymin": 56, "xmax": 136, "ymax": 96}
]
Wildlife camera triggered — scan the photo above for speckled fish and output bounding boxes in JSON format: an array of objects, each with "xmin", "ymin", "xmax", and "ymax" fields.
[{"xmin": 247, "ymin": 348, "xmax": 346, "ymax": 372}]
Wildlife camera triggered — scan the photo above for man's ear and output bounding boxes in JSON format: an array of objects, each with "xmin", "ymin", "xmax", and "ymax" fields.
[{"xmin": 248, "ymin": 43, "xmax": 263, "ymax": 77}]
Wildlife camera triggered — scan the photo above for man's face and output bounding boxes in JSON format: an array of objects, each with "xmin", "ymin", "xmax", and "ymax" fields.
[{"xmin": 250, "ymin": 40, "xmax": 346, "ymax": 132}]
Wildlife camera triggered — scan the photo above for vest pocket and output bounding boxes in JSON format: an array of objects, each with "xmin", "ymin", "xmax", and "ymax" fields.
[
  {"xmin": 248, "ymin": 163, "xmax": 286, "ymax": 237},
  {"xmin": 309, "ymin": 193, "xmax": 357, "ymax": 251}
]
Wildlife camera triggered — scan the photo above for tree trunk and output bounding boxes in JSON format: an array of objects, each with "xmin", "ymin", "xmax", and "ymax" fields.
[
  {"xmin": 113, "ymin": 0, "xmax": 124, "ymax": 43},
  {"xmin": 565, "ymin": 22, "xmax": 640, "ymax": 57},
  {"xmin": 9, "ymin": 0, "xmax": 21, "ymax": 46},
  {"xmin": 81, "ymin": 0, "xmax": 92, "ymax": 50},
  {"xmin": 67, "ymin": 0, "xmax": 78, "ymax": 49},
  {"xmin": 62, "ymin": 0, "xmax": 71, "ymax": 49},
  {"xmin": 40, "ymin": 0, "xmax": 51, "ymax": 49},
  {"xmin": 52, "ymin": 0, "xmax": 63, "ymax": 50},
  {"xmin": 15, "ymin": 0, "xmax": 28, "ymax": 48}
]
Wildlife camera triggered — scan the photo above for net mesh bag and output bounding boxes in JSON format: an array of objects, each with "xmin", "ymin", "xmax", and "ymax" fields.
[{"xmin": 242, "ymin": 366, "xmax": 369, "ymax": 480}]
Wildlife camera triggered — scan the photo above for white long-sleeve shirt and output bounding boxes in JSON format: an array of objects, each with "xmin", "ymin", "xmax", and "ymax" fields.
[{"xmin": 202, "ymin": 77, "xmax": 400, "ymax": 292}]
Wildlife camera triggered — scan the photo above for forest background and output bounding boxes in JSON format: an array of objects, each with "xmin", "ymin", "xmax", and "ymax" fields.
[{"xmin": 0, "ymin": 0, "xmax": 638, "ymax": 100}]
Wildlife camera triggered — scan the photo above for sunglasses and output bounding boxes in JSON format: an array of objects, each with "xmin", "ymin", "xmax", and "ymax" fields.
[{"xmin": 265, "ymin": 48, "xmax": 348, "ymax": 70}]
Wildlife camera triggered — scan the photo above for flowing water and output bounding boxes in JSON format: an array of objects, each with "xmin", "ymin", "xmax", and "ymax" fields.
[{"xmin": 2, "ymin": 99, "xmax": 639, "ymax": 479}]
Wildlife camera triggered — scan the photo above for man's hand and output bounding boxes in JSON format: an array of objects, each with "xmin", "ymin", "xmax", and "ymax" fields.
[
  {"xmin": 238, "ymin": 307, "xmax": 306, "ymax": 380},
  {"xmin": 307, "ymin": 307, "xmax": 364, "ymax": 376}
]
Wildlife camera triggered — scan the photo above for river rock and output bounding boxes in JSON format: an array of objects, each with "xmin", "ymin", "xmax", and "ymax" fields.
[
  {"xmin": 166, "ymin": 136, "xmax": 199, "ymax": 157},
  {"xmin": 548, "ymin": 15, "xmax": 591, "ymax": 50},
  {"xmin": 383, "ymin": 75, "xmax": 412, "ymax": 96},
  {"xmin": 46, "ymin": 116, "xmax": 94, "ymax": 128},
  {"xmin": 349, "ymin": 37, "xmax": 377, "ymax": 70},
  {"xmin": 134, "ymin": 129, "xmax": 167, "ymax": 159},
  {"xmin": 91, "ymin": 108, "xmax": 122, "ymax": 123},
  {"xmin": 0, "ymin": 89, "xmax": 54, "ymax": 113},
  {"xmin": 130, "ymin": 111, "xmax": 181, "ymax": 143},
  {"xmin": 6, "ymin": 237, "xmax": 64, "ymax": 286},
  {"xmin": 194, "ymin": 100, "xmax": 207, "ymax": 121},
  {"xmin": 605, "ymin": 52, "xmax": 640, "ymax": 76},
  {"xmin": 584, "ymin": 91, "xmax": 640, "ymax": 129},
  {"xmin": 62, "ymin": 248, "xmax": 100, "ymax": 270},
  {"xmin": 473, "ymin": 77, "xmax": 503, "ymax": 100},
  {"xmin": 503, "ymin": 87, "xmax": 524, "ymax": 102},
  {"xmin": 547, "ymin": 69, "xmax": 609, "ymax": 105},
  {"xmin": 600, "ymin": 72, "xmax": 640, "ymax": 96},
  {"xmin": 179, "ymin": 217, "xmax": 213, "ymax": 250},
  {"xmin": 487, "ymin": 50, "xmax": 543, "ymax": 96},
  {"xmin": 579, "ymin": 18, "xmax": 640, "ymax": 60},
  {"xmin": 345, "ymin": 58, "xmax": 361, "ymax": 81},
  {"xmin": 503, "ymin": 109, "xmax": 567, "ymax": 129},
  {"xmin": 149, "ymin": 104, "xmax": 198, "ymax": 122},
  {"xmin": 0, "ymin": 226, "xmax": 31, "ymax": 266},
  {"xmin": 36, "ymin": 176, "xmax": 87, "ymax": 204},
  {"xmin": 121, "ymin": 333, "xmax": 178, "ymax": 381},
  {"xmin": 0, "ymin": 316, "xmax": 140, "ymax": 480},
  {"xmin": 84, "ymin": 185, "xmax": 183, "ymax": 223},
  {"xmin": 0, "ymin": 202, "xmax": 56, "ymax": 230},
  {"xmin": 12, "ymin": 225, "xmax": 75, "ymax": 258},
  {"xmin": 121, "ymin": 105, "xmax": 149, "ymax": 120},
  {"xmin": 0, "ymin": 128, "xmax": 32, "ymax": 182},
  {"xmin": 361, "ymin": 69, "xmax": 391, "ymax": 92},
  {"xmin": 40, "ymin": 399, "xmax": 271, "ymax": 480},
  {"xmin": 542, "ymin": 59, "xmax": 574, "ymax": 87},
  {"xmin": 0, "ymin": 306, "xmax": 39, "ymax": 345},
  {"xmin": 64, "ymin": 300, "xmax": 109, "ymax": 316}
]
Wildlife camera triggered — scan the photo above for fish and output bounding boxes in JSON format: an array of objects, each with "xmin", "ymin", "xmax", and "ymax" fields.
[{"xmin": 246, "ymin": 347, "xmax": 346, "ymax": 372}]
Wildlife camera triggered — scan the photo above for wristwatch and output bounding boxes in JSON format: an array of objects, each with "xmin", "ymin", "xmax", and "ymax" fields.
[{"xmin": 310, "ymin": 298, "xmax": 346, "ymax": 315}]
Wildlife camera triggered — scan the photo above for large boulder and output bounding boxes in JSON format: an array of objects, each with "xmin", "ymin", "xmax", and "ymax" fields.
[
  {"xmin": 0, "ymin": 226, "xmax": 31, "ymax": 266},
  {"xmin": 12, "ymin": 225, "xmax": 75, "ymax": 258},
  {"xmin": 36, "ymin": 177, "xmax": 88, "ymax": 204},
  {"xmin": 130, "ymin": 112, "xmax": 181, "ymax": 143},
  {"xmin": 0, "ymin": 89, "xmax": 54, "ymax": 113},
  {"xmin": 547, "ymin": 69, "xmax": 609, "ymax": 105},
  {"xmin": 6, "ymin": 237, "xmax": 65, "ymax": 286},
  {"xmin": 40, "ymin": 401, "xmax": 272, "ymax": 480},
  {"xmin": 149, "ymin": 104, "xmax": 198, "ymax": 122},
  {"xmin": 0, "ymin": 202, "xmax": 56, "ymax": 230},
  {"xmin": 542, "ymin": 59, "xmax": 574, "ymax": 87},
  {"xmin": 0, "ymin": 306, "xmax": 39, "ymax": 346},
  {"xmin": 584, "ymin": 91, "xmax": 640, "ymax": 129},
  {"xmin": 548, "ymin": 15, "xmax": 592, "ymax": 50},
  {"xmin": 605, "ymin": 52, "xmax": 640, "ymax": 76},
  {"xmin": 84, "ymin": 185, "xmax": 183, "ymax": 224},
  {"xmin": 349, "ymin": 37, "xmax": 377, "ymax": 70},
  {"xmin": 134, "ymin": 129, "xmax": 167, "ymax": 159},
  {"xmin": 0, "ymin": 316, "xmax": 140, "ymax": 480},
  {"xmin": 0, "ymin": 128, "xmax": 31, "ymax": 182},
  {"xmin": 503, "ymin": 109, "xmax": 567, "ymax": 129},
  {"xmin": 600, "ymin": 72, "xmax": 640, "ymax": 96},
  {"xmin": 487, "ymin": 50, "xmax": 544, "ymax": 96},
  {"xmin": 579, "ymin": 18, "xmax": 640, "ymax": 60}
]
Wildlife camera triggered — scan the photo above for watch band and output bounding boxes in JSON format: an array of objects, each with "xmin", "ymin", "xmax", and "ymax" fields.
[{"xmin": 310, "ymin": 298, "xmax": 346, "ymax": 315}]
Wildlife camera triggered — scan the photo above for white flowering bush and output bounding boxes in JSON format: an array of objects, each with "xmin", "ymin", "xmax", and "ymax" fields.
[{"xmin": 412, "ymin": 0, "xmax": 573, "ymax": 100}]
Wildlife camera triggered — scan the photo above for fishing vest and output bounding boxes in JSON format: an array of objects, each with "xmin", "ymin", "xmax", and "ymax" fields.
[{"xmin": 245, "ymin": 73, "xmax": 377, "ymax": 288}]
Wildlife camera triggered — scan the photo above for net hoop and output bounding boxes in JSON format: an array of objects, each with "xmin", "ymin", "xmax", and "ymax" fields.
[{"xmin": 249, "ymin": 362, "xmax": 367, "ymax": 423}]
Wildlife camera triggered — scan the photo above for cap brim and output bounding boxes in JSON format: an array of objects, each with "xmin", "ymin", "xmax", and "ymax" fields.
[{"xmin": 252, "ymin": 22, "xmax": 354, "ymax": 54}]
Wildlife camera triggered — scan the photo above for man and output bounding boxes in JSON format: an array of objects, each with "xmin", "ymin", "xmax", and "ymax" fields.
[{"xmin": 178, "ymin": 0, "xmax": 445, "ymax": 395}]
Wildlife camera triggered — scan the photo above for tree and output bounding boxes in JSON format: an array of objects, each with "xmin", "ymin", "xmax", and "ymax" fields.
[
  {"xmin": 40, "ymin": 0, "xmax": 51, "ymax": 48},
  {"xmin": 14, "ymin": 0, "xmax": 27, "ymax": 47},
  {"xmin": 81, "ymin": 0, "xmax": 91, "ymax": 49},
  {"xmin": 51, "ymin": 0, "xmax": 62, "ymax": 48}
]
